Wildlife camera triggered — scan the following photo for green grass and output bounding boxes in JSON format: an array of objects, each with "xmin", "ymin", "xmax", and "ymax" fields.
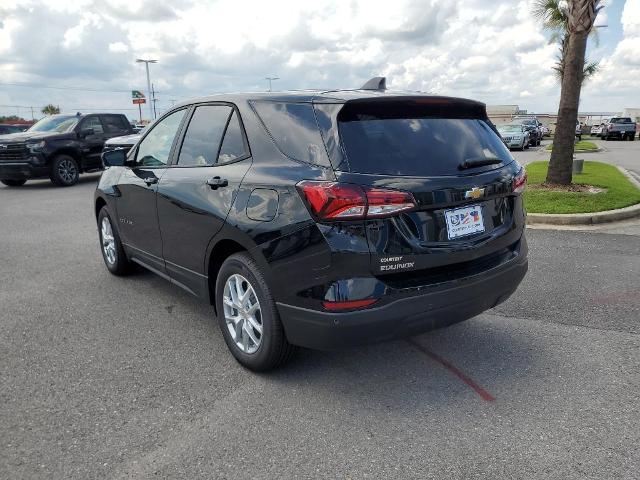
[
  {"xmin": 545, "ymin": 140, "xmax": 598, "ymax": 151},
  {"xmin": 524, "ymin": 161, "xmax": 640, "ymax": 214}
]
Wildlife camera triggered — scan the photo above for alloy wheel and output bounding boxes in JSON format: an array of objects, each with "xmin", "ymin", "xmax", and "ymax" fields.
[
  {"xmin": 223, "ymin": 273, "xmax": 263, "ymax": 354},
  {"xmin": 58, "ymin": 158, "xmax": 77, "ymax": 184},
  {"xmin": 101, "ymin": 217, "xmax": 117, "ymax": 265}
]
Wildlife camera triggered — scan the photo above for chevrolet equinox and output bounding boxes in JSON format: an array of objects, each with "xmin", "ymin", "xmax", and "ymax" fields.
[{"xmin": 95, "ymin": 81, "xmax": 528, "ymax": 371}]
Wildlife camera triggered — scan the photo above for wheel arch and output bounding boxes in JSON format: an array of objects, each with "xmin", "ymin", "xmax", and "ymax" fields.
[
  {"xmin": 51, "ymin": 147, "xmax": 82, "ymax": 167},
  {"xmin": 95, "ymin": 196, "xmax": 107, "ymax": 221},
  {"xmin": 206, "ymin": 230, "xmax": 270, "ymax": 313}
]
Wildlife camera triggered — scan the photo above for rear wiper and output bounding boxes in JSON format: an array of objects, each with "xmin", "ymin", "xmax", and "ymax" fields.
[{"xmin": 458, "ymin": 157, "xmax": 503, "ymax": 170}]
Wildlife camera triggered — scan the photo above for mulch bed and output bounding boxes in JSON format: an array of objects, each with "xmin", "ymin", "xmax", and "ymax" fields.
[{"xmin": 528, "ymin": 183, "xmax": 606, "ymax": 194}]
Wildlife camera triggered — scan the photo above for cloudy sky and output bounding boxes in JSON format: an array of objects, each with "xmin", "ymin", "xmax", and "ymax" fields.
[{"xmin": 0, "ymin": 0, "xmax": 638, "ymax": 121}]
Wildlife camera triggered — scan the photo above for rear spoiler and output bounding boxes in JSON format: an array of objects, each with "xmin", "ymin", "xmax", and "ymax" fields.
[{"xmin": 338, "ymin": 96, "xmax": 488, "ymax": 121}]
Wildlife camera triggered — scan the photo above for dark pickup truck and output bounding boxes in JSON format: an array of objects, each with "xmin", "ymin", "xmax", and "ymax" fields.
[{"xmin": 0, "ymin": 113, "xmax": 133, "ymax": 187}]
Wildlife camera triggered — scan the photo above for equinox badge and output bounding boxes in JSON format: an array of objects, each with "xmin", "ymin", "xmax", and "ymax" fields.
[{"xmin": 464, "ymin": 187, "xmax": 485, "ymax": 200}]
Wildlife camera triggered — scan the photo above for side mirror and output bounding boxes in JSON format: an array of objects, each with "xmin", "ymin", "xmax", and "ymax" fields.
[
  {"xmin": 102, "ymin": 148, "xmax": 127, "ymax": 168},
  {"xmin": 79, "ymin": 128, "xmax": 94, "ymax": 138}
]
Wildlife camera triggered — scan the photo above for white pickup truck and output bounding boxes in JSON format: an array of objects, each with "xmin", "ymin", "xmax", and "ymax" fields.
[{"xmin": 600, "ymin": 117, "xmax": 637, "ymax": 141}]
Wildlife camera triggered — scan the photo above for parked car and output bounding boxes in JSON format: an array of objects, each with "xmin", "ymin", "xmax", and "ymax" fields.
[
  {"xmin": 0, "ymin": 125, "xmax": 21, "ymax": 135},
  {"xmin": 540, "ymin": 125, "xmax": 550, "ymax": 137},
  {"xmin": 497, "ymin": 123, "xmax": 530, "ymax": 150},
  {"xmin": 513, "ymin": 118, "xmax": 542, "ymax": 146},
  {"xmin": 102, "ymin": 131, "xmax": 143, "ymax": 154},
  {"xmin": 0, "ymin": 113, "xmax": 133, "ymax": 187},
  {"xmin": 600, "ymin": 117, "xmax": 636, "ymax": 140},
  {"xmin": 591, "ymin": 122, "xmax": 607, "ymax": 136},
  {"xmin": 95, "ymin": 86, "xmax": 529, "ymax": 370}
]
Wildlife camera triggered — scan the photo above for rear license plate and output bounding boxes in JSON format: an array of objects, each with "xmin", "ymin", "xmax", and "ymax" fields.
[{"xmin": 444, "ymin": 205, "xmax": 485, "ymax": 239}]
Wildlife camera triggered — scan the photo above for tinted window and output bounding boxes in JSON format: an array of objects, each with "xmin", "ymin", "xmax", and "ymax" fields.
[
  {"xmin": 102, "ymin": 115, "xmax": 129, "ymax": 133},
  {"xmin": 81, "ymin": 116, "xmax": 104, "ymax": 134},
  {"xmin": 610, "ymin": 117, "xmax": 632, "ymax": 123},
  {"xmin": 339, "ymin": 115, "xmax": 512, "ymax": 176},
  {"xmin": 218, "ymin": 110, "xmax": 247, "ymax": 163},
  {"xmin": 135, "ymin": 109, "xmax": 186, "ymax": 167},
  {"xmin": 252, "ymin": 101, "xmax": 327, "ymax": 165},
  {"xmin": 178, "ymin": 105, "xmax": 232, "ymax": 166}
]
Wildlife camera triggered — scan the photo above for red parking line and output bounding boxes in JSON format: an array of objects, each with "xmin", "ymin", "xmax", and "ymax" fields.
[
  {"xmin": 589, "ymin": 290, "xmax": 640, "ymax": 305},
  {"xmin": 407, "ymin": 339, "xmax": 496, "ymax": 402}
]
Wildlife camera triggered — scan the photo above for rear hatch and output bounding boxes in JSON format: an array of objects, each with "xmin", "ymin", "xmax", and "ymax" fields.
[{"xmin": 314, "ymin": 97, "xmax": 525, "ymax": 281}]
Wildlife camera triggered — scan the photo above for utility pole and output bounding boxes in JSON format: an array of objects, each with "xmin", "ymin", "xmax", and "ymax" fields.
[
  {"xmin": 30, "ymin": 106, "xmax": 34, "ymax": 121},
  {"xmin": 151, "ymin": 83, "xmax": 158, "ymax": 119},
  {"xmin": 265, "ymin": 76, "xmax": 279, "ymax": 92},
  {"xmin": 136, "ymin": 58, "xmax": 157, "ymax": 121}
]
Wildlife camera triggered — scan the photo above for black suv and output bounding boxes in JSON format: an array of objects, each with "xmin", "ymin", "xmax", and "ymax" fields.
[
  {"xmin": 513, "ymin": 118, "xmax": 542, "ymax": 146},
  {"xmin": 95, "ymin": 86, "xmax": 528, "ymax": 370},
  {"xmin": 0, "ymin": 113, "xmax": 132, "ymax": 187}
]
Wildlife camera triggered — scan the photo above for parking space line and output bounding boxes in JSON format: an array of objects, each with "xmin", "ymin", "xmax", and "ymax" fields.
[{"xmin": 406, "ymin": 339, "xmax": 496, "ymax": 402}]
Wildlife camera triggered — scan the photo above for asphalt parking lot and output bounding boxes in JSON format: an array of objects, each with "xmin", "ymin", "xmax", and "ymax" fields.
[{"xmin": 1, "ymin": 172, "xmax": 639, "ymax": 479}]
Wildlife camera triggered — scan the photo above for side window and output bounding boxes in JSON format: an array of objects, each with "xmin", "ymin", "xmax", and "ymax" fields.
[
  {"xmin": 102, "ymin": 115, "xmax": 129, "ymax": 134},
  {"xmin": 177, "ymin": 105, "xmax": 232, "ymax": 167},
  {"xmin": 218, "ymin": 110, "xmax": 248, "ymax": 163},
  {"xmin": 81, "ymin": 116, "xmax": 104, "ymax": 134},
  {"xmin": 134, "ymin": 109, "xmax": 186, "ymax": 167},
  {"xmin": 251, "ymin": 101, "xmax": 328, "ymax": 166}
]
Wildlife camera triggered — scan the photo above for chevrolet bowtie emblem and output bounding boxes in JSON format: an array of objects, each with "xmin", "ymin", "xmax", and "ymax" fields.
[{"xmin": 464, "ymin": 187, "xmax": 485, "ymax": 200}]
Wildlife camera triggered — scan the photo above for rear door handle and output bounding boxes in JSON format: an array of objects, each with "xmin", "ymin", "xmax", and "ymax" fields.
[
  {"xmin": 206, "ymin": 177, "xmax": 229, "ymax": 189},
  {"xmin": 144, "ymin": 177, "xmax": 158, "ymax": 186}
]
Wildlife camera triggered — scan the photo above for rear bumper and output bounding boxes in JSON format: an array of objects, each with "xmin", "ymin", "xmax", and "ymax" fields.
[
  {"xmin": 0, "ymin": 160, "xmax": 49, "ymax": 180},
  {"xmin": 277, "ymin": 243, "xmax": 528, "ymax": 350}
]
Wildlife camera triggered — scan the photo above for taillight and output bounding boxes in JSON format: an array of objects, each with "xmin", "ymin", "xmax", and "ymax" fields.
[
  {"xmin": 512, "ymin": 167, "xmax": 527, "ymax": 194},
  {"xmin": 296, "ymin": 181, "xmax": 416, "ymax": 220}
]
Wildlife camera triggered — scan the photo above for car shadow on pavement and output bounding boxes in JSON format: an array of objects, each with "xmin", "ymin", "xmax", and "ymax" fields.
[
  {"xmin": 117, "ymin": 266, "xmax": 540, "ymax": 411},
  {"xmin": 262, "ymin": 318, "xmax": 538, "ymax": 409}
]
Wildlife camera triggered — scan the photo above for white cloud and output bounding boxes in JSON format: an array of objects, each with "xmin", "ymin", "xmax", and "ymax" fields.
[
  {"xmin": 108, "ymin": 41, "xmax": 128, "ymax": 53},
  {"xmin": 0, "ymin": 0, "xmax": 637, "ymax": 120}
]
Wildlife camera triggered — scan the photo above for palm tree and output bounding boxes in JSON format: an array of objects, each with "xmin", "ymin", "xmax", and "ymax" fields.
[
  {"xmin": 41, "ymin": 104, "xmax": 60, "ymax": 115},
  {"xmin": 534, "ymin": 0, "xmax": 602, "ymax": 185},
  {"xmin": 535, "ymin": 0, "xmax": 600, "ymax": 85}
]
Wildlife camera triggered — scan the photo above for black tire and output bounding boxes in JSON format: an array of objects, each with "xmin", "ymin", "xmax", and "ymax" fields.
[
  {"xmin": 50, "ymin": 154, "xmax": 80, "ymax": 186},
  {"xmin": 215, "ymin": 252, "xmax": 295, "ymax": 371},
  {"xmin": 1, "ymin": 179, "xmax": 26, "ymax": 187},
  {"xmin": 97, "ymin": 207, "xmax": 132, "ymax": 276}
]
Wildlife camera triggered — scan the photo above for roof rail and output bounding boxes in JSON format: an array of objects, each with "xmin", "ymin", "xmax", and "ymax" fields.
[{"xmin": 360, "ymin": 76, "xmax": 386, "ymax": 90}]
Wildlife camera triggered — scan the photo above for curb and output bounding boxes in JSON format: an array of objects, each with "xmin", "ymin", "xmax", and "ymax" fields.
[
  {"xmin": 544, "ymin": 148, "xmax": 602, "ymax": 153},
  {"xmin": 526, "ymin": 167, "xmax": 640, "ymax": 225}
]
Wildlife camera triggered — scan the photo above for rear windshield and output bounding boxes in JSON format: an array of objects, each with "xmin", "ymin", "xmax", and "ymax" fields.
[
  {"xmin": 610, "ymin": 117, "xmax": 632, "ymax": 123},
  {"xmin": 338, "ymin": 113, "xmax": 512, "ymax": 176}
]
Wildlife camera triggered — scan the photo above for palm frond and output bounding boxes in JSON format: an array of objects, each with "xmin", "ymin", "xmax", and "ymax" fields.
[{"xmin": 582, "ymin": 61, "xmax": 600, "ymax": 82}]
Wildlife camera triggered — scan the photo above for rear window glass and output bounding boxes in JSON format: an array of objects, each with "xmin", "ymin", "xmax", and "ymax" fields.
[
  {"xmin": 251, "ymin": 101, "xmax": 328, "ymax": 166},
  {"xmin": 610, "ymin": 117, "xmax": 632, "ymax": 123},
  {"xmin": 338, "ymin": 114, "xmax": 512, "ymax": 176}
]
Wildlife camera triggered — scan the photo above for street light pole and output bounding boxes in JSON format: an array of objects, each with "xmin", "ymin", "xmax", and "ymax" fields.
[
  {"xmin": 265, "ymin": 76, "xmax": 279, "ymax": 92},
  {"xmin": 136, "ymin": 59, "xmax": 157, "ymax": 121}
]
